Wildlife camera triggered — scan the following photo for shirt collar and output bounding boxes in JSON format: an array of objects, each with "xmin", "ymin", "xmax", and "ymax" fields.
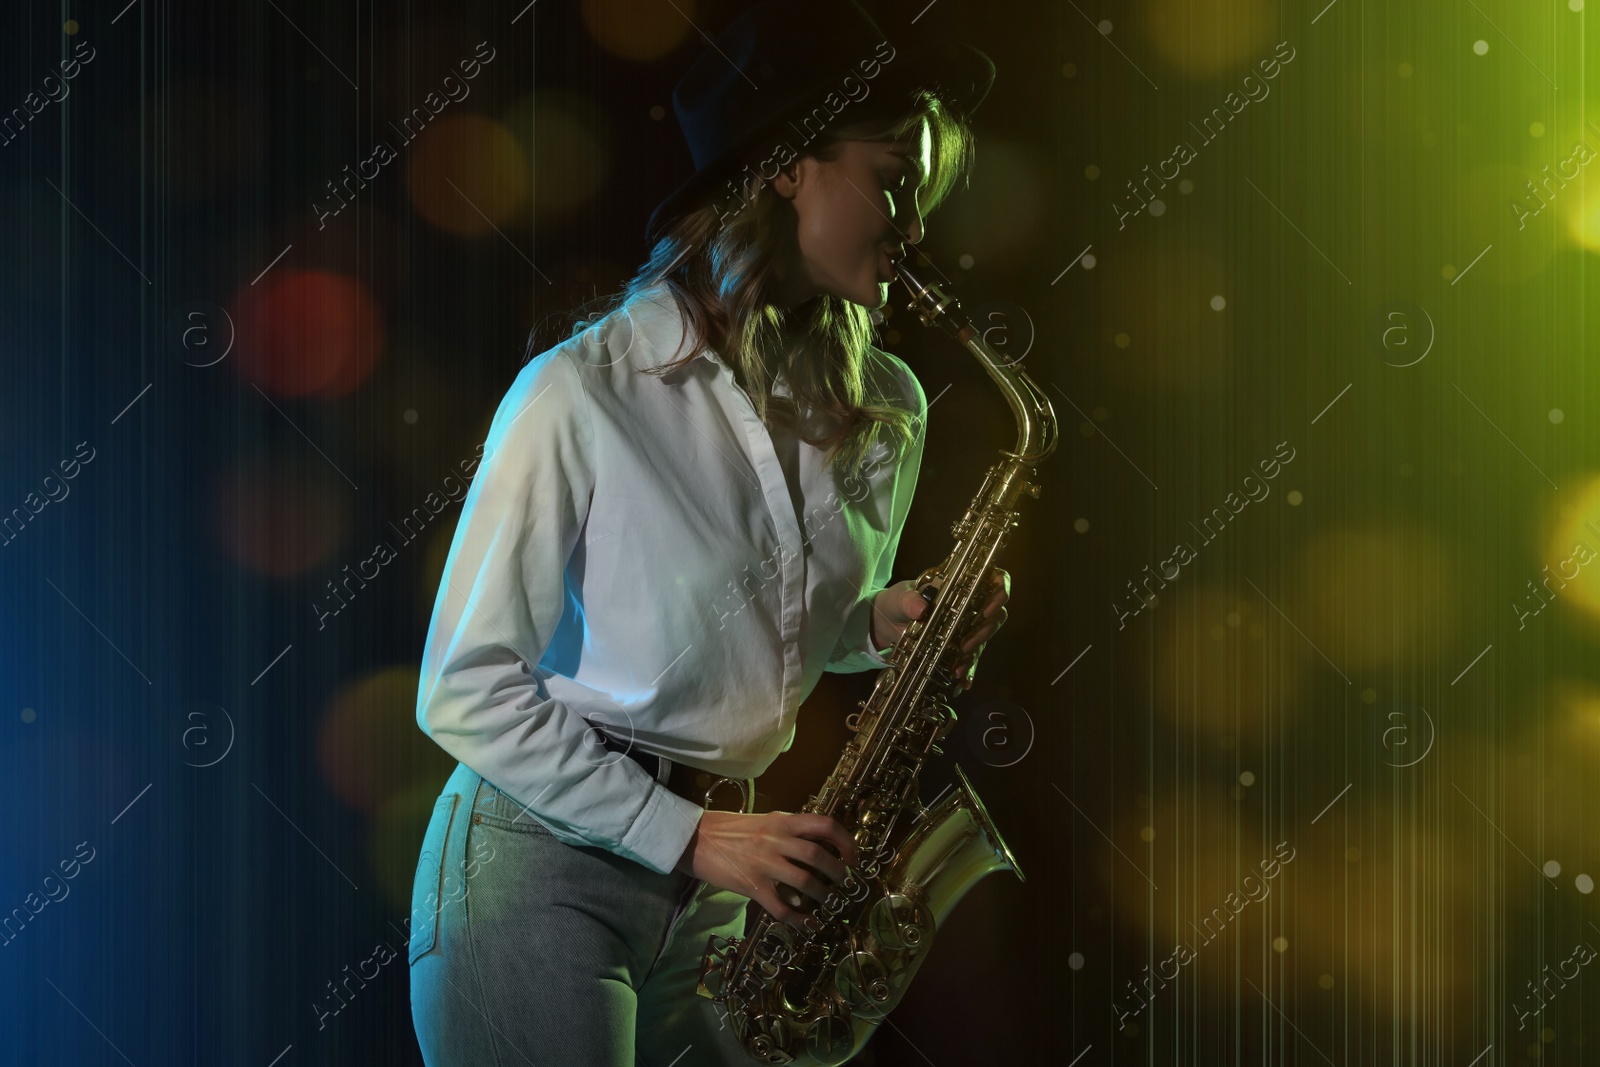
[
  {"xmin": 627, "ymin": 282, "xmax": 809, "ymax": 389},
  {"xmin": 627, "ymin": 282, "xmax": 725, "ymax": 369}
]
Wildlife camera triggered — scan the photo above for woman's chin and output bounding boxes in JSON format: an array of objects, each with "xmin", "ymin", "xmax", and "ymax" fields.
[
  {"xmin": 819, "ymin": 276, "xmax": 889, "ymax": 309},
  {"xmin": 853, "ymin": 281, "xmax": 890, "ymax": 309}
]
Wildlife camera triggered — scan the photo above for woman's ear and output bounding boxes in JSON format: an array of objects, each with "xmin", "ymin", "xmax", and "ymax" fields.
[{"xmin": 770, "ymin": 158, "xmax": 805, "ymax": 201}]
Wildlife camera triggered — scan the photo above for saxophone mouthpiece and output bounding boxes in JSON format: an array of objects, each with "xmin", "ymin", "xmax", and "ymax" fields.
[{"xmin": 894, "ymin": 260, "xmax": 926, "ymax": 294}]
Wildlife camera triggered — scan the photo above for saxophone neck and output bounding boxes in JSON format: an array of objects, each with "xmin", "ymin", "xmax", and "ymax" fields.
[{"xmin": 895, "ymin": 262, "xmax": 1059, "ymax": 464}]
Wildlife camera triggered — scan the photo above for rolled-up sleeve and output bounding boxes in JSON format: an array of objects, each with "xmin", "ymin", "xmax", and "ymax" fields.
[
  {"xmin": 415, "ymin": 348, "xmax": 706, "ymax": 875},
  {"xmin": 826, "ymin": 358, "xmax": 928, "ymax": 675}
]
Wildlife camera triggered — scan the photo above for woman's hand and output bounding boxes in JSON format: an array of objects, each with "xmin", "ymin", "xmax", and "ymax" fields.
[
  {"xmin": 675, "ymin": 810, "xmax": 861, "ymax": 932},
  {"xmin": 870, "ymin": 567, "xmax": 1011, "ymax": 689}
]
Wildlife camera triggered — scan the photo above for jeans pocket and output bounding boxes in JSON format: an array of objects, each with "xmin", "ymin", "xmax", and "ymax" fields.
[
  {"xmin": 471, "ymin": 780, "xmax": 564, "ymax": 837},
  {"xmin": 408, "ymin": 792, "xmax": 461, "ymax": 966}
]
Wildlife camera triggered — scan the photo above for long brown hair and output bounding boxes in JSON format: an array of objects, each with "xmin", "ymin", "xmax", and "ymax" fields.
[{"xmin": 553, "ymin": 89, "xmax": 976, "ymax": 476}]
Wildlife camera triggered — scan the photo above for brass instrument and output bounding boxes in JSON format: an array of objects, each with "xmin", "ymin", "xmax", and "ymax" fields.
[{"xmin": 695, "ymin": 260, "xmax": 1061, "ymax": 1063}]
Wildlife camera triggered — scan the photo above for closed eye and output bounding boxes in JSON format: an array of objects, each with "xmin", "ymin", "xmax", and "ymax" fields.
[{"xmin": 884, "ymin": 173, "xmax": 917, "ymax": 205}]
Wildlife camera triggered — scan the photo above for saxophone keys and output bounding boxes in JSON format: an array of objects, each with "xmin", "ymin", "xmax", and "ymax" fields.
[
  {"xmin": 696, "ymin": 964, "xmax": 727, "ymax": 1000},
  {"xmin": 805, "ymin": 1013, "xmax": 855, "ymax": 1059},
  {"xmin": 866, "ymin": 891, "xmax": 933, "ymax": 952},
  {"xmin": 833, "ymin": 950, "xmax": 893, "ymax": 1013}
]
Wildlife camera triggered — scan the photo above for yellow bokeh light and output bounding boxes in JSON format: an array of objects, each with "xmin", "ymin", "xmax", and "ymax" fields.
[
  {"xmin": 1296, "ymin": 525, "xmax": 1458, "ymax": 670},
  {"xmin": 1540, "ymin": 474, "xmax": 1600, "ymax": 620},
  {"xmin": 582, "ymin": 0, "xmax": 697, "ymax": 62},
  {"xmin": 1454, "ymin": 164, "xmax": 1558, "ymax": 283},
  {"xmin": 1156, "ymin": 584, "xmax": 1300, "ymax": 734},
  {"xmin": 502, "ymin": 91, "xmax": 614, "ymax": 226},
  {"xmin": 407, "ymin": 115, "xmax": 530, "ymax": 235},
  {"xmin": 1284, "ymin": 814, "xmax": 1473, "ymax": 1016},
  {"xmin": 371, "ymin": 780, "xmax": 449, "ymax": 914},
  {"xmin": 1570, "ymin": 183, "xmax": 1600, "ymax": 252},
  {"xmin": 317, "ymin": 666, "xmax": 455, "ymax": 814},
  {"xmin": 1144, "ymin": 0, "xmax": 1276, "ymax": 79},
  {"xmin": 1448, "ymin": 681, "xmax": 1600, "ymax": 892}
]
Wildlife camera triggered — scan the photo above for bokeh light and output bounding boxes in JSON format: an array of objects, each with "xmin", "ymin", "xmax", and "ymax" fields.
[
  {"xmin": 1144, "ymin": 0, "xmax": 1276, "ymax": 79},
  {"xmin": 1155, "ymin": 583, "xmax": 1300, "ymax": 735},
  {"xmin": 406, "ymin": 115, "xmax": 530, "ymax": 235},
  {"xmin": 581, "ymin": 0, "xmax": 699, "ymax": 61},
  {"xmin": 230, "ymin": 269, "xmax": 386, "ymax": 398},
  {"xmin": 1296, "ymin": 525, "xmax": 1459, "ymax": 670},
  {"xmin": 502, "ymin": 91, "xmax": 614, "ymax": 226},
  {"xmin": 1453, "ymin": 165, "xmax": 1558, "ymax": 284},
  {"xmin": 371, "ymin": 780, "xmax": 448, "ymax": 914},
  {"xmin": 1108, "ymin": 792, "xmax": 1278, "ymax": 985},
  {"xmin": 1285, "ymin": 814, "xmax": 1473, "ymax": 1016},
  {"xmin": 1542, "ymin": 474, "xmax": 1600, "ymax": 621},
  {"xmin": 317, "ymin": 666, "xmax": 456, "ymax": 815},
  {"xmin": 1446, "ymin": 682, "xmax": 1600, "ymax": 925},
  {"xmin": 269, "ymin": 209, "xmax": 408, "ymax": 306}
]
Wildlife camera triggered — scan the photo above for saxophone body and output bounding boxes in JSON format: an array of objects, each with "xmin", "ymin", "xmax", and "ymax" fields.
[{"xmin": 695, "ymin": 262, "xmax": 1061, "ymax": 1064}]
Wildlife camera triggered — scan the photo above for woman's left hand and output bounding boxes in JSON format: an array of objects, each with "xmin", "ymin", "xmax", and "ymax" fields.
[
  {"xmin": 952, "ymin": 566, "xmax": 1009, "ymax": 690},
  {"xmin": 871, "ymin": 567, "xmax": 1010, "ymax": 690}
]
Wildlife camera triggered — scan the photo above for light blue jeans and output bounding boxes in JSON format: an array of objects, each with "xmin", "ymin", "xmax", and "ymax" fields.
[{"xmin": 408, "ymin": 761, "xmax": 866, "ymax": 1066}]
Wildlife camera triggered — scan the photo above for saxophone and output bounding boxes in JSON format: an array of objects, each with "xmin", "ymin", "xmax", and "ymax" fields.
[{"xmin": 695, "ymin": 259, "xmax": 1061, "ymax": 1064}]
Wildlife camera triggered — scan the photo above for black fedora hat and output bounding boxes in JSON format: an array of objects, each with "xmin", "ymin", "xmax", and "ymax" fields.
[{"xmin": 645, "ymin": 0, "xmax": 995, "ymax": 244}]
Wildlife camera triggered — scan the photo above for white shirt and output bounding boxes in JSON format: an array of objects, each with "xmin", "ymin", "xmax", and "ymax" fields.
[{"xmin": 415, "ymin": 282, "xmax": 928, "ymax": 875}]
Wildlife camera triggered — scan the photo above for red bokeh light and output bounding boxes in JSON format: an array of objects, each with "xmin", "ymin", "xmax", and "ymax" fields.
[{"xmin": 230, "ymin": 269, "xmax": 386, "ymax": 398}]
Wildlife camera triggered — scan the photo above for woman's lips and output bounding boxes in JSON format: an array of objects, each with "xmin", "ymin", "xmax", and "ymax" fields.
[{"xmin": 879, "ymin": 251, "xmax": 895, "ymax": 281}]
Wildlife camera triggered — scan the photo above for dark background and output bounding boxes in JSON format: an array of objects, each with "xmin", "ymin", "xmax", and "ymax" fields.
[{"xmin": 6, "ymin": 0, "xmax": 1600, "ymax": 1064}]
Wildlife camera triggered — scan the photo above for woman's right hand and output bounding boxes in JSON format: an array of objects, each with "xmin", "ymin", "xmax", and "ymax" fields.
[{"xmin": 675, "ymin": 810, "xmax": 861, "ymax": 932}]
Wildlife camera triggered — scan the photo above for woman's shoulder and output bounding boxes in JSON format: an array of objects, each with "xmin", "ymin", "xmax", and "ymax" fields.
[
  {"xmin": 862, "ymin": 342, "xmax": 927, "ymax": 422},
  {"xmin": 559, "ymin": 281, "xmax": 705, "ymax": 380},
  {"xmin": 504, "ymin": 283, "xmax": 699, "ymax": 410}
]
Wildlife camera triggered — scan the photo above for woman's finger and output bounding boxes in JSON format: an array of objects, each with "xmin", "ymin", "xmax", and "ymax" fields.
[{"xmin": 960, "ymin": 612, "xmax": 1006, "ymax": 651}]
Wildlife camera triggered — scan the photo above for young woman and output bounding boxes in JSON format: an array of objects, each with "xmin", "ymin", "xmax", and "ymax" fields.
[{"xmin": 408, "ymin": 3, "xmax": 1008, "ymax": 1064}]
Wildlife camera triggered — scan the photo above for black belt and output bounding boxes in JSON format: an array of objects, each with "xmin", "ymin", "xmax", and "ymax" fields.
[{"xmin": 595, "ymin": 729, "xmax": 756, "ymax": 814}]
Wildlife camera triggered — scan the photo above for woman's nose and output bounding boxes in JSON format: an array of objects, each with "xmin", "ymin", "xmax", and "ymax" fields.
[{"xmin": 905, "ymin": 212, "xmax": 924, "ymax": 246}]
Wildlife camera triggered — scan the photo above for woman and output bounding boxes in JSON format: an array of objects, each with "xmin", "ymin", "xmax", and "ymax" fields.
[{"xmin": 408, "ymin": 3, "xmax": 1008, "ymax": 1064}]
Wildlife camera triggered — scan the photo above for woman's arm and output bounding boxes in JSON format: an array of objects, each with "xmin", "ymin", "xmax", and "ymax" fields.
[
  {"xmin": 825, "ymin": 354, "xmax": 929, "ymax": 673},
  {"xmin": 415, "ymin": 346, "xmax": 706, "ymax": 876}
]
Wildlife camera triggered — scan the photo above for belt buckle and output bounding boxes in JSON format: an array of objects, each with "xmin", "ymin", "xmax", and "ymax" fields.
[{"xmin": 701, "ymin": 775, "xmax": 753, "ymax": 814}]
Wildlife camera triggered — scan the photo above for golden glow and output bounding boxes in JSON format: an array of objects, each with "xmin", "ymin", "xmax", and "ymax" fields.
[
  {"xmin": 1297, "ymin": 525, "xmax": 1459, "ymax": 669},
  {"xmin": 1155, "ymin": 584, "xmax": 1300, "ymax": 734},
  {"xmin": 317, "ymin": 667, "xmax": 455, "ymax": 814},
  {"xmin": 1537, "ymin": 475, "xmax": 1600, "ymax": 622},
  {"xmin": 582, "ymin": 0, "xmax": 697, "ymax": 61},
  {"xmin": 407, "ymin": 116, "xmax": 530, "ymax": 235},
  {"xmin": 1144, "ymin": 0, "xmax": 1275, "ymax": 79},
  {"xmin": 502, "ymin": 92, "xmax": 614, "ymax": 225}
]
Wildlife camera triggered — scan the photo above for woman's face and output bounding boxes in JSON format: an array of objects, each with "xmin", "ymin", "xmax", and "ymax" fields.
[{"xmin": 770, "ymin": 119, "xmax": 932, "ymax": 310}]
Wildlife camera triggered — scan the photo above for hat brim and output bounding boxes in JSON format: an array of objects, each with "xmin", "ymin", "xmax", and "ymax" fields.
[{"xmin": 645, "ymin": 42, "xmax": 995, "ymax": 245}]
